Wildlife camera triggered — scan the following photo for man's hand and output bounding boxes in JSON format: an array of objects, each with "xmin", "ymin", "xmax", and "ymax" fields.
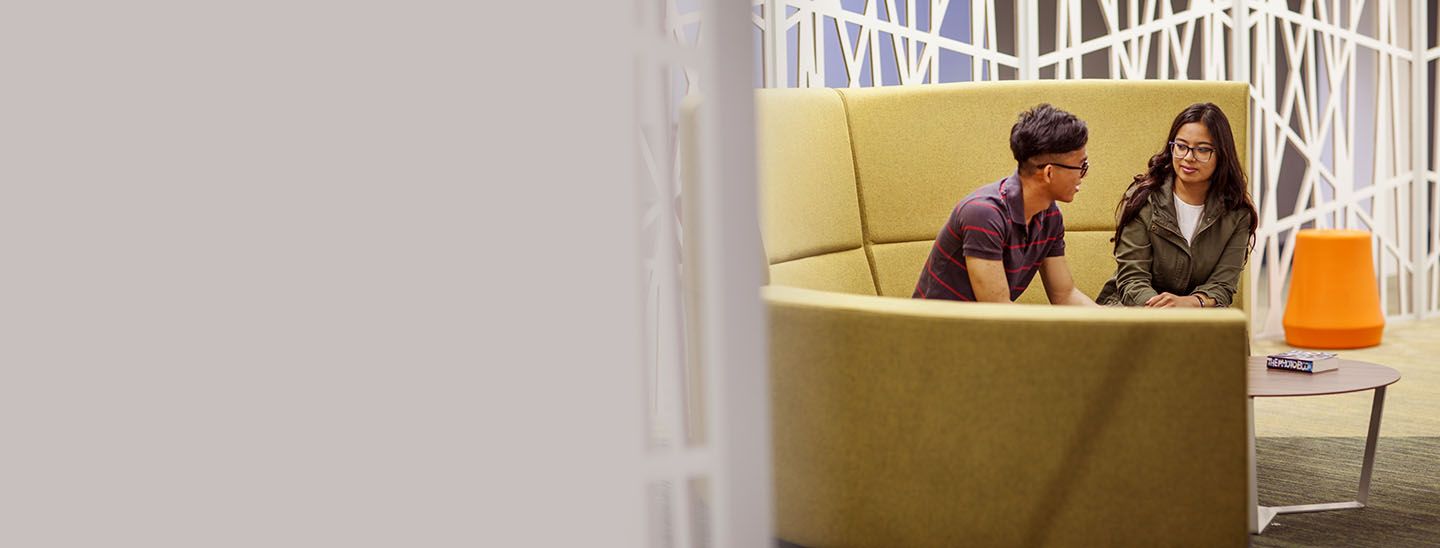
[{"xmin": 1145, "ymin": 292, "xmax": 1202, "ymax": 308}]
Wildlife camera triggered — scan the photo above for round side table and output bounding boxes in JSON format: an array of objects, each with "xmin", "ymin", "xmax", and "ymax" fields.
[{"xmin": 1246, "ymin": 356, "xmax": 1401, "ymax": 534}]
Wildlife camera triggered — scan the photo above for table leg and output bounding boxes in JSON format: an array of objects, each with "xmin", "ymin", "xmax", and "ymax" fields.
[
  {"xmin": 1248, "ymin": 397, "xmax": 1271, "ymax": 533},
  {"xmin": 1357, "ymin": 385, "xmax": 1386, "ymax": 504},
  {"xmin": 1252, "ymin": 386, "xmax": 1389, "ymax": 535}
]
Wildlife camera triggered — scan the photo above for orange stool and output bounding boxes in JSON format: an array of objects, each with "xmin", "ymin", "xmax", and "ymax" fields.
[{"xmin": 1282, "ymin": 229, "xmax": 1385, "ymax": 348}]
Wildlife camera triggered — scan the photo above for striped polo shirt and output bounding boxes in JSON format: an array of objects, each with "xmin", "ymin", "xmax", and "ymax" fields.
[{"xmin": 913, "ymin": 172, "xmax": 1067, "ymax": 302}]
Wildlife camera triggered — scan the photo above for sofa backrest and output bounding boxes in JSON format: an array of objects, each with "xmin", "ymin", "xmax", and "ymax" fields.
[
  {"xmin": 755, "ymin": 80, "xmax": 1250, "ymax": 308},
  {"xmin": 754, "ymin": 88, "xmax": 878, "ymax": 296}
]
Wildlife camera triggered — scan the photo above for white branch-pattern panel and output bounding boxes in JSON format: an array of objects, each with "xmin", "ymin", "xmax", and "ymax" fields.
[
  {"xmin": 1426, "ymin": 37, "xmax": 1439, "ymax": 314},
  {"xmin": 642, "ymin": 2, "xmax": 708, "ymax": 547},
  {"xmin": 1044, "ymin": 0, "xmax": 1230, "ymax": 80},
  {"xmin": 759, "ymin": 0, "xmax": 1020, "ymax": 87},
  {"xmin": 1239, "ymin": 0, "xmax": 1427, "ymax": 335},
  {"xmin": 756, "ymin": 0, "xmax": 1440, "ymax": 336}
]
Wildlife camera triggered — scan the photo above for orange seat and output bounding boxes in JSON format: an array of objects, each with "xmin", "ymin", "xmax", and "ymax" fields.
[{"xmin": 1282, "ymin": 229, "xmax": 1385, "ymax": 348}]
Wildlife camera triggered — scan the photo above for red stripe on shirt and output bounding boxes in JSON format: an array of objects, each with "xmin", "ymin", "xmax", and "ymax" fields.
[
  {"xmin": 961, "ymin": 225, "xmax": 1001, "ymax": 236},
  {"xmin": 1005, "ymin": 234, "xmax": 1063, "ymax": 249},
  {"xmin": 961, "ymin": 200, "xmax": 1002, "ymax": 214},
  {"xmin": 926, "ymin": 262, "xmax": 972, "ymax": 301},
  {"xmin": 945, "ymin": 222, "xmax": 964, "ymax": 243},
  {"xmin": 1004, "ymin": 260, "xmax": 1044, "ymax": 273},
  {"xmin": 934, "ymin": 241, "xmax": 968, "ymax": 270}
]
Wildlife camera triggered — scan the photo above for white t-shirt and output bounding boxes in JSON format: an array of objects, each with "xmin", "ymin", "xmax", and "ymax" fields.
[{"xmin": 1174, "ymin": 192, "xmax": 1205, "ymax": 245}]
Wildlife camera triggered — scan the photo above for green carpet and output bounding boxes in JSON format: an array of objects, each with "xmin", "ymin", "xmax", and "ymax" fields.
[{"xmin": 1252, "ymin": 436, "xmax": 1440, "ymax": 547}]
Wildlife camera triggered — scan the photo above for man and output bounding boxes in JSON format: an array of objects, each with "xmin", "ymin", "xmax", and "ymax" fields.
[{"xmin": 913, "ymin": 104, "xmax": 1098, "ymax": 306}]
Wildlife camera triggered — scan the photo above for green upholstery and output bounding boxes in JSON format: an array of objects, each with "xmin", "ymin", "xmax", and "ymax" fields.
[
  {"xmin": 868, "ymin": 240, "xmax": 933, "ymax": 299},
  {"xmin": 756, "ymin": 81, "xmax": 1253, "ymax": 547},
  {"xmin": 834, "ymin": 80, "xmax": 1249, "ymax": 302},
  {"xmin": 767, "ymin": 286, "xmax": 1249, "ymax": 548},
  {"xmin": 770, "ymin": 249, "xmax": 877, "ymax": 296},
  {"xmin": 755, "ymin": 89, "xmax": 870, "ymax": 268}
]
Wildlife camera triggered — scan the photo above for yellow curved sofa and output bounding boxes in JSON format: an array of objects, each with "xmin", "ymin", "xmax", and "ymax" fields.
[{"xmin": 759, "ymin": 81, "xmax": 1252, "ymax": 547}]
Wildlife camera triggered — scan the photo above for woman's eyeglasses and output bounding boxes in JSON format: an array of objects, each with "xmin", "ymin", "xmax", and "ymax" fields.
[{"xmin": 1170, "ymin": 141, "xmax": 1215, "ymax": 162}]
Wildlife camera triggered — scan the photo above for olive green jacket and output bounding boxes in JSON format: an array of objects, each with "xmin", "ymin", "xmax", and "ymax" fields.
[{"xmin": 1095, "ymin": 176, "xmax": 1252, "ymax": 307}]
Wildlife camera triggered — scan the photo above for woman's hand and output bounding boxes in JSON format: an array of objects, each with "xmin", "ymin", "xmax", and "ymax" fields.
[{"xmin": 1144, "ymin": 292, "xmax": 1202, "ymax": 308}]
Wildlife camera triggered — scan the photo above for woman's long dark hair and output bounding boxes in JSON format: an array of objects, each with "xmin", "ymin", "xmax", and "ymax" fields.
[{"xmin": 1112, "ymin": 102, "xmax": 1258, "ymax": 256}]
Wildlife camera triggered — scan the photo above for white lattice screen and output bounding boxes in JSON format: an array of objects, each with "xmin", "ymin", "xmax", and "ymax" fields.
[
  {"xmin": 751, "ymin": 0, "xmax": 1439, "ymax": 337},
  {"xmin": 642, "ymin": 1, "xmax": 771, "ymax": 547}
]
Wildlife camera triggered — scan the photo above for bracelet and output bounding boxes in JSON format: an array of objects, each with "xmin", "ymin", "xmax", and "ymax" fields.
[{"xmin": 1194, "ymin": 294, "xmax": 1205, "ymax": 307}]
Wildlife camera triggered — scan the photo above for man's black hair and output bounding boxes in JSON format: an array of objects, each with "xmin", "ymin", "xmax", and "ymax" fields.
[{"xmin": 1009, "ymin": 104, "xmax": 1088, "ymax": 172}]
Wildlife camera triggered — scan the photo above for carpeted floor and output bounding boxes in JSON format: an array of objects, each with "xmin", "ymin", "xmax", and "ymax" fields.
[{"xmin": 1253, "ymin": 436, "xmax": 1440, "ymax": 548}]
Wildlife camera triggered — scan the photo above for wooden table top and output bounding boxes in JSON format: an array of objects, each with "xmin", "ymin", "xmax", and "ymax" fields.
[{"xmin": 1248, "ymin": 356, "xmax": 1401, "ymax": 397}]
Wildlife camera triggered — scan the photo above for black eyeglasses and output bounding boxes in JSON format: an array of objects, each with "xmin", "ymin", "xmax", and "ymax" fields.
[
  {"xmin": 1036, "ymin": 160, "xmax": 1088, "ymax": 178},
  {"xmin": 1169, "ymin": 141, "xmax": 1215, "ymax": 162}
]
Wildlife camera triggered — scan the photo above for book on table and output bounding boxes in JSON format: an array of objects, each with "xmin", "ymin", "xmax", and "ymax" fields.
[{"xmin": 1266, "ymin": 350, "xmax": 1339, "ymax": 373}]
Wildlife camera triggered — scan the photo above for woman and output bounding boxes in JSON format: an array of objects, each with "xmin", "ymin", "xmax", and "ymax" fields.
[{"xmin": 1095, "ymin": 102, "xmax": 1257, "ymax": 307}]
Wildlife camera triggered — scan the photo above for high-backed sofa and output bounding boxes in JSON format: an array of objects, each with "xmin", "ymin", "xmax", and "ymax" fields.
[{"xmin": 758, "ymin": 81, "xmax": 1252, "ymax": 547}]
